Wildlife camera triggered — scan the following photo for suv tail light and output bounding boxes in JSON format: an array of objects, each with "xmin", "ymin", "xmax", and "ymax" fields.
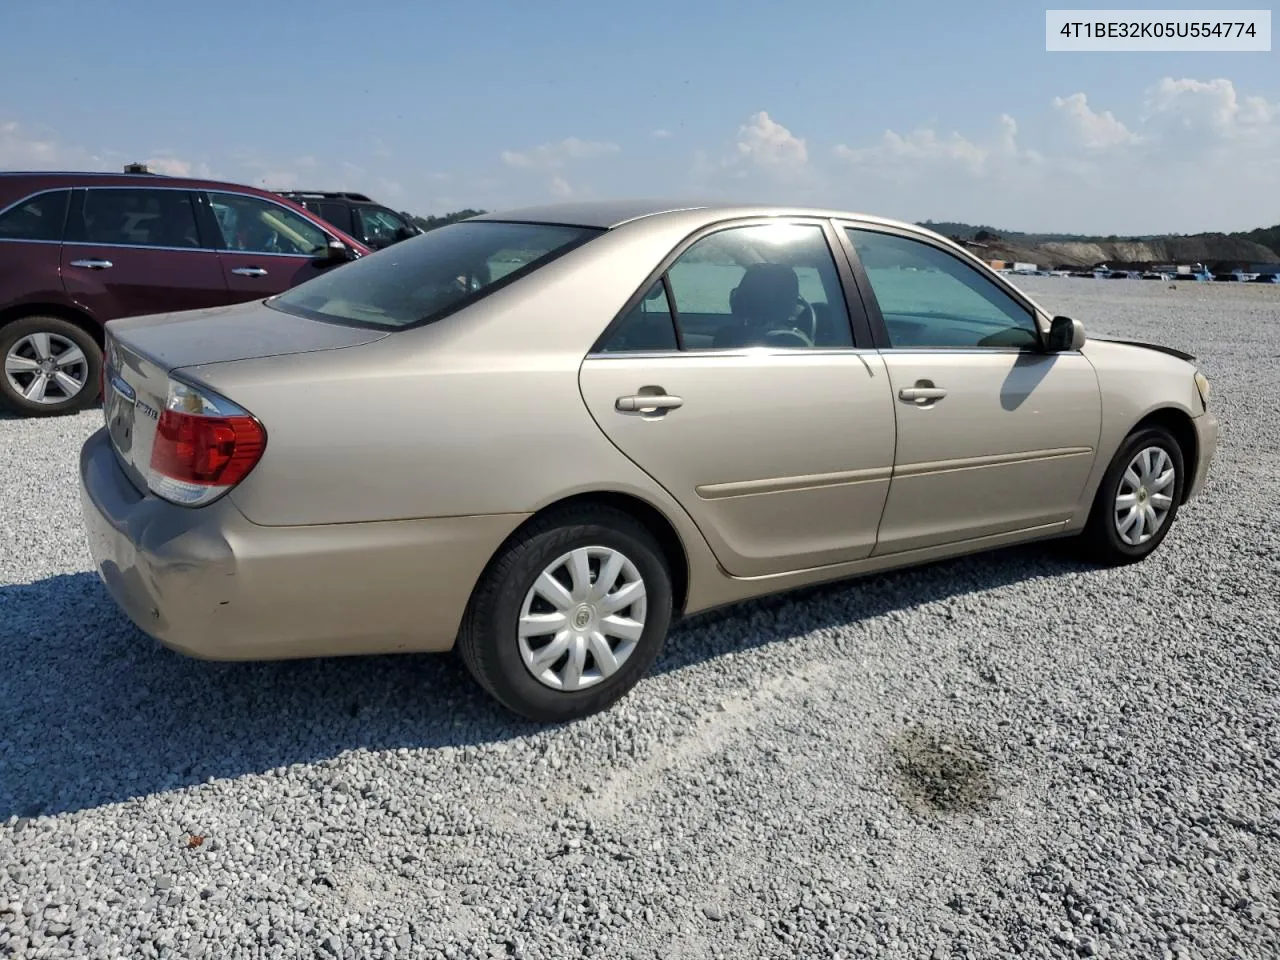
[{"xmin": 147, "ymin": 380, "xmax": 267, "ymax": 507}]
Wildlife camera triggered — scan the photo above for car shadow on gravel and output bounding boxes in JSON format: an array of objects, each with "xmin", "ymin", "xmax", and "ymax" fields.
[{"xmin": 0, "ymin": 544, "xmax": 1087, "ymax": 818}]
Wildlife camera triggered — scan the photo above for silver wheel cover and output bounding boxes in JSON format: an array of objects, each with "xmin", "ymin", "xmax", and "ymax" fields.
[
  {"xmin": 518, "ymin": 546, "xmax": 647, "ymax": 692},
  {"xmin": 1114, "ymin": 445, "xmax": 1176, "ymax": 546}
]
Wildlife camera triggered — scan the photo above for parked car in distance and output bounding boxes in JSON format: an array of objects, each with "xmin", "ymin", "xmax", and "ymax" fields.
[
  {"xmin": 1247, "ymin": 272, "xmax": 1280, "ymax": 284},
  {"xmin": 276, "ymin": 191, "xmax": 421, "ymax": 250},
  {"xmin": 80, "ymin": 199, "xmax": 1218, "ymax": 722},
  {"xmin": 0, "ymin": 171, "xmax": 371, "ymax": 416}
]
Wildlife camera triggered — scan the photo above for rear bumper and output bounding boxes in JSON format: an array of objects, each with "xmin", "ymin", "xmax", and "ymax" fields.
[
  {"xmin": 78, "ymin": 427, "xmax": 527, "ymax": 660},
  {"xmin": 1185, "ymin": 410, "xmax": 1218, "ymax": 502}
]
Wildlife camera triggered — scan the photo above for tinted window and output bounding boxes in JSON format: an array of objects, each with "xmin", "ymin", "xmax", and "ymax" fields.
[
  {"xmin": 666, "ymin": 223, "xmax": 853, "ymax": 350},
  {"xmin": 0, "ymin": 190, "xmax": 70, "ymax": 241},
  {"xmin": 598, "ymin": 281, "xmax": 679, "ymax": 352},
  {"xmin": 80, "ymin": 188, "xmax": 200, "ymax": 248},
  {"xmin": 357, "ymin": 206, "xmax": 410, "ymax": 247},
  {"xmin": 207, "ymin": 191, "xmax": 329, "ymax": 256},
  {"xmin": 846, "ymin": 228, "xmax": 1039, "ymax": 349},
  {"xmin": 269, "ymin": 220, "xmax": 601, "ymax": 329},
  {"xmin": 317, "ymin": 202, "xmax": 350, "ymax": 230}
]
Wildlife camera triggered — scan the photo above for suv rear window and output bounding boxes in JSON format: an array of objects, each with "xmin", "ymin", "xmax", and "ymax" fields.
[{"xmin": 268, "ymin": 220, "xmax": 602, "ymax": 329}]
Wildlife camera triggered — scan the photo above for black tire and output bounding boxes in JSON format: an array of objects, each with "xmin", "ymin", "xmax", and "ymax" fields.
[
  {"xmin": 1078, "ymin": 425, "xmax": 1186, "ymax": 566},
  {"xmin": 0, "ymin": 315, "xmax": 102, "ymax": 417},
  {"xmin": 458, "ymin": 505, "xmax": 674, "ymax": 722}
]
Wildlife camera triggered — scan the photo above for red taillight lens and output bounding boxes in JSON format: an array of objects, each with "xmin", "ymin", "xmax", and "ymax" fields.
[{"xmin": 150, "ymin": 409, "xmax": 266, "ymax": 487}]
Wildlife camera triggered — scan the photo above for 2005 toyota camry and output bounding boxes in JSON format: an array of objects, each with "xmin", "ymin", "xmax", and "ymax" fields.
[{"xmin": 80, "ymin": 200, "xmax": 1218, "ymax": 721}]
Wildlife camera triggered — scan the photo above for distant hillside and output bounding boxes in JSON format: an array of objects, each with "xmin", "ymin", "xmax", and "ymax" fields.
[{"xmin": 918, "ymin": 220, "xmax": 1280, "ymax": 268}]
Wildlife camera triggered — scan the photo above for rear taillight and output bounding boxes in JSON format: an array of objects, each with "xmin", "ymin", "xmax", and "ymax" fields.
[{"xmin": 147, "ymin": 380, "xmax": 266, "ymax": 507}]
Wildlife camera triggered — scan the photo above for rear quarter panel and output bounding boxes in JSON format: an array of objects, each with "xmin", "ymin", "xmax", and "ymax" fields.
[
  {"xmin": 0, "ymin": 240, "xmax": 71, "ymax": 317},
  {"xmin": 181, "ymin": 213, "xmax": 728, "ymax": 593}
]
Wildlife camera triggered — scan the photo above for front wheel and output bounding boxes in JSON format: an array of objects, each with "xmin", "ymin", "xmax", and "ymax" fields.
[
  {"xmin": 458, "ymin": 506, "xmax": 674, "ymax": 722},
  {"xmin": 0, "ymin": 316, "xmax": 102, "ymax": 417},
  {"xmin": 1078, "ymin": 425, "xmax": 1186, "ymax": 565}
]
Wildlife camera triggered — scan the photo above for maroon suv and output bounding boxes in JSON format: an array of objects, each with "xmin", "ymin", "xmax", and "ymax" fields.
[{"xmin": 0, "ymin": 171, "xmax": 371, "ymax": 416}]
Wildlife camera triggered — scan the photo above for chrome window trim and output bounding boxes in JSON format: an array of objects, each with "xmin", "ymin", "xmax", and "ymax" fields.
[
  {"xmin": 585, "ymin": 347, "xmax": 882, "ymax": 361},
  {"xmin": 585, "ymin": 345, "xmax": 1065, "ymax": 361},
  {"xmin": 0, "ymin": 237, "xmax": 62, "ymax": 246},
  {"xmin": 61, "ymin": 239, "xmax": 220, "ymax": 254},
  {"xmin": 66, "ymin": 184, "xmax": 337, "ymax": 254}
]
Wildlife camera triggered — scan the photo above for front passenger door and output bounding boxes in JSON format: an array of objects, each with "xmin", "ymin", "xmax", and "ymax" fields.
[
  {"xmin": 203, "ymin": 191, "xmax": 338, "ymax": 302},
  {"xmin": 841, "ymin": 225, "xmax": 1102, "ymax": 555}
]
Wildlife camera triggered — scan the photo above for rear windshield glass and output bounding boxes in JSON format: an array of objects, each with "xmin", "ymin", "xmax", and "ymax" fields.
[{"xmin": 267, "ymin": 220, "xmax": 602, "ymax": 329}]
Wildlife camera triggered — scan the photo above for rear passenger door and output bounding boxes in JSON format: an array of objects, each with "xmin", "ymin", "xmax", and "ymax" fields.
[
  {"xmin": 61, "ymin": 187, "xmax": 229, "ymax": 321},
  {"xmin": 578, "ymin": 219, "xmax": 897, "ymax": 578},
  {"xmin": 200, "ymin": 191, "xmax": 340, "ymax": 301}
]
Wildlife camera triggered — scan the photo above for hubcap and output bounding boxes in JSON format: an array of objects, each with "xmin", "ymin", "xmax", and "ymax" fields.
[
  {"xmin": 1114, "ymin": 446, "xmax": 1176, "ymax": 546},
  {"xmin": 4, "ymin": 332, "xmax": 89, "ymax": 405},
  {"xmin": 518, "ymin": 546, "xmax": 647, "ymax": 692}
]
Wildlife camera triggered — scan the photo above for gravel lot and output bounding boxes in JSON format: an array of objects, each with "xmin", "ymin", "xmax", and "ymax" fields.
[{"xmin": 2, "ymin": 278, "xmax": 1278, "ymax": 959}]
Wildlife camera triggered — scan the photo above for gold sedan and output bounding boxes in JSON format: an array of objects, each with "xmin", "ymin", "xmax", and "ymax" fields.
[{"xmin": 80, "ymin": 200, "xmax": 1217, "ymax": 720}]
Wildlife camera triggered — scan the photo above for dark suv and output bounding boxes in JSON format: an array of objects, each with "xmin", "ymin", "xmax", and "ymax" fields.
[
  {"xmin": 0, "ymin": 171, "xmax": 371, "ymax": 416},
  {"xmin": 276, "ymin": 191, "xmax": 421, "ymax": 251}
]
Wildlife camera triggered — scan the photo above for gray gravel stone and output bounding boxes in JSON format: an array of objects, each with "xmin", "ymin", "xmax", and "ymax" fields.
[{"xmin": 1, "ymin": 279, "xmax": 1278, "ymax": 959}]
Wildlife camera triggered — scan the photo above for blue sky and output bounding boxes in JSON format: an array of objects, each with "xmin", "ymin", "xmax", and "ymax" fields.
[{"xmin": 2, "ymin": 0, "xmax": 1277, "ymax": 233}]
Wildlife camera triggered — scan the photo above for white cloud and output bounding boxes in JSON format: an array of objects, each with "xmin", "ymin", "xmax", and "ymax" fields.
[
  {"xmin": 0, "ymin": 119, "xmax": 116, "ymax": 170},
  {"xmin": 0, "ymin": 120, "xmax": 60, "ymax": 167},
  {"xmin": 144, "ymin": 154, "xmax": 213, "ymax": 178},
  {"xmin": 1142, "ymin": 77, "xmax": 1276, "ymax": 146},
  {"xmin": 549, "ymin": 175, "xmax": 573, "ymax": 198},
  {"xmin": 821, "ymin": 77, "xmax": 1278, "ymax": 233},
  {"xmin": 734, "ymin": 111, "xmax": 807, "ymax": 170},
  {"xmin": 834, "ymin": 114, "xmax": 1032, "ymax": 179},
  {"xmin": 501, "ymin": 137, "xmax": 620, "ymax": 170},
  {"xmin": 1052, "ymin": 93, "xmax": 1139, "ymax": 150},
  {"xmin": 651, "ymin": 128, "xmax": 673, "ymax": 139}
]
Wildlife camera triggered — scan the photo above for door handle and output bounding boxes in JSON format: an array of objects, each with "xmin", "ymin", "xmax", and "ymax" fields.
[
  {"xmin": 616, "ymin": 393, "xmax": 683, "ymax": 413},
  {"xmin": 898, "ymin": 386, "xmax": 948, "ymax": 402},
  {"xmin": 69, "ymin": 258, "xmax": 113, "ymax": 270},
  {"xmin": 231, "ymin": 266, "xmax": 269, "ymax": 277}
]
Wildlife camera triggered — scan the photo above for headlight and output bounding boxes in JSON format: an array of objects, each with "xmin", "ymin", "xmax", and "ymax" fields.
[{"xmin": 1194, "ymin": 372, "xmax": 1211, "ymax": 409}]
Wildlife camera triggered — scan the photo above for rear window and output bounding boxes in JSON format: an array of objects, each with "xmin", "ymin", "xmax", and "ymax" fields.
[{"xmin": 268, "ymin": 220, "xmax": 603, "ymax": 329}]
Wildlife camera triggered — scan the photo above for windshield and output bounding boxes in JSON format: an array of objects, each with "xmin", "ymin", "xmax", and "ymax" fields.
[{"xmin": 268, "ymin": 220, "xmax": 603, "ymax": 329}]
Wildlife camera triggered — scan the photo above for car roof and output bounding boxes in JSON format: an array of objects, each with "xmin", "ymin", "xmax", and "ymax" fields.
[
  {"xmin": 0, "ymin": 170, "xmax": 290, "ymax": 195},
  {"xmin": 471, "ymin": 197, "xmax": 925, "ymax": 233}
]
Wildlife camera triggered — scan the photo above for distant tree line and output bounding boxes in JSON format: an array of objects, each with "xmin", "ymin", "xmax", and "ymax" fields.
[
  {"xmin": 401, "ymin": 209, "xmax": 487, "ymax": 232},
  {"xmin": 918, "ymin": 218, "xmax": 1280, "ymax": 257}
]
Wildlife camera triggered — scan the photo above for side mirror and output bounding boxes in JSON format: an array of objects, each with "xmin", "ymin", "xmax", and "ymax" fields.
[
  {"xmin": 395, "ymin": 225, "xmax": 417, "ymax": 241},
  {"xmin": 324, "ymin": 239, "xmax": 354, "ymax": 262},
  {"xmin": 1046, "ymin": 315, "xmax": 1086, "ymax": 352}
]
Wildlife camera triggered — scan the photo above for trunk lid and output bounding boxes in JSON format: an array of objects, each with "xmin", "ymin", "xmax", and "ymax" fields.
[
  {"xmin": 105, "ymin": 299, "xmax": 390, "ymax": 369},
  {"xmin": 103, "ymin": 300, "xmax": 389, "ymax": 491}
]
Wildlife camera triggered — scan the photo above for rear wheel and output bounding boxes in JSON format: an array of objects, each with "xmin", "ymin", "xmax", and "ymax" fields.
[
  {"xmin": 458, "ymin": 506, "xmax": 673, "ymax": 722},
  {"xmin": 0, "ymin": 316, "xmax": 102, "ymax": 416},
  {"xmin": 1078, "ymin": 425, "xmax": 1186, "ymax": 565}
]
